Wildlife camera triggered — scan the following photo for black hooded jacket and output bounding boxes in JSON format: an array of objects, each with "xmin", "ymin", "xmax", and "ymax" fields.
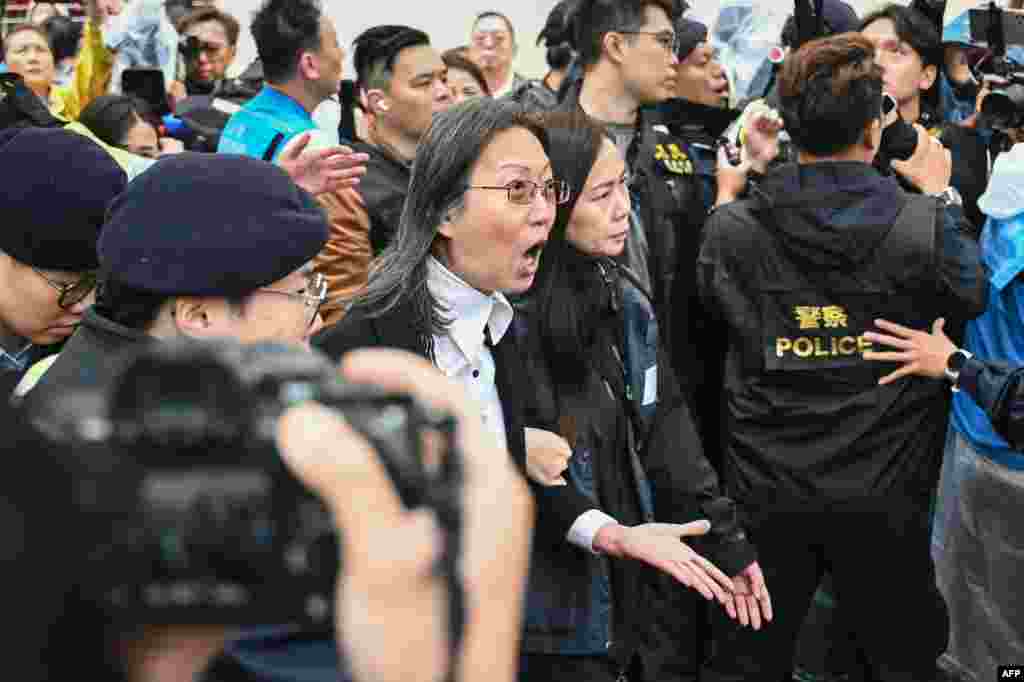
[{"xmin": 698, "ymin": 161, "xmax": 988, "ymax": 501}]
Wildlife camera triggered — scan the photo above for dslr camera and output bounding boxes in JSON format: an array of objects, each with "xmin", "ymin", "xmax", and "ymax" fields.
[
  {"xmin": 33, "ymin": 341, "xmax": 463, "ymax": 633},
  {"xmin": 969, "ymin": 2, "xmax": 1024, "ymax": 131}
]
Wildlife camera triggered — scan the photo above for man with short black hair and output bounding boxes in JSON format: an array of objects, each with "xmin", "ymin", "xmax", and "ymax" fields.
[
  {"xmin": 563, "ymin": 0, "xmax": 774, "ymax": 394},
  {"xmin": 313, "ymin": 25, "xmax": 453, "ymax": 325},
  {"xmin": 469, "ymin": 11, "xmax": 526, "ymax": 98},
  {"xmin": 218, "ymin": 0, "xmax": 345, "ymax": 160},
  {"xmin": 698, "ymin": 33, "xmax": 986, "ymax": 681},
  {"xmin": 861, "ymin": 3, "xmax": 990, "ymax": 232}
]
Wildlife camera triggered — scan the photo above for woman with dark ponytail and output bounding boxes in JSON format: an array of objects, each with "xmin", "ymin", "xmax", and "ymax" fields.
[{"xmin": 515, "ymin": 109, "xmax": 767, "ymax": 681}]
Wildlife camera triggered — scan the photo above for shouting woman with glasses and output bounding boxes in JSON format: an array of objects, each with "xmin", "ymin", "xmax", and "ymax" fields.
[{"xmin": 305, "ymin": 98, "xmax": 563, "ymax": 682}]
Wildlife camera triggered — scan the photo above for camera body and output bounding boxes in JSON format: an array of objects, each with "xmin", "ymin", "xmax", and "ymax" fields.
[
  {"xmin": 978, "ymin": 61, "xmax": 1024, "ymax": 130},
  {"xmin": 968, "ymin": 4, "xmax": 1024, "ymax": 131},
  {"xmin": 36, "ymin": 341, "xmax": 455, "ymax": 628}
]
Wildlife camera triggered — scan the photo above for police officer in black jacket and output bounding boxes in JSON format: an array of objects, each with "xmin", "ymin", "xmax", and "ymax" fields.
[
  {"xmin": 697, "ymin": 33, "xmax": 987, "ymax": 682},
  {"xmin": 654, "ymin": 17, "xmax": 747, "ymax": 470}
]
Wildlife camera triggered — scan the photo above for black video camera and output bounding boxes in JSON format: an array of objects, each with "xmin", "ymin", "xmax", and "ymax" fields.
[
  {"xmin": 969, "ymin": 2, "xmax": 1024, "ymax": 130},
  {"xmin": 33, "ymin": 341, "xmax": 463, "ymax": 635}
]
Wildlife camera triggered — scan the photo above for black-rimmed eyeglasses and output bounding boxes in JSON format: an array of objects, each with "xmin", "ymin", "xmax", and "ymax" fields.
[
  {"xmin": 33, "ymin": 269, "xmax": 98, "ymax": 310},
  {"xmin": 616, "ymin": 30, "xmax": 680, "ymax": 55},
  {"xmin": 464, "ymin": 178, "xmax": 571, "ymax": 206}
]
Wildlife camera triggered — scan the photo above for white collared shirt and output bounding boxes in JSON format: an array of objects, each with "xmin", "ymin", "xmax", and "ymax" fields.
[
  {"xmin": 426, "ymin": 257, "xmax": 513, "ymax": 454},
  {"xmin": 426, "ymin": 257, "xmax": 617, "ymax": 554}
]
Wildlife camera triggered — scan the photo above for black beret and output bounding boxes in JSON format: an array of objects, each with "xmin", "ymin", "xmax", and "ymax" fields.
[
  {"xmin": 675, "ymin": 17, "xmax": 709, "ymax": 60},
  {"xmin": 0, "ymin": 126, "xmax": 127, "ymax": 271},
  {"xmin": 822, "ymin": 0, "xmax": 859, "ymax": 35},
  {"xmin": 98, "ymin": 153, "xmax": 328, "ymax": 297}
]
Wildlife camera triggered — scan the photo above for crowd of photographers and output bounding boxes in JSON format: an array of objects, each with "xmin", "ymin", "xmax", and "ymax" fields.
[{"xmin": 1, "ymin": 0, "xmax": 1023, "ymax": 680}]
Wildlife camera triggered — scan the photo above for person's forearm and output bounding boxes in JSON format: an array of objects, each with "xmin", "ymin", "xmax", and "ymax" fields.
[{"xmin": 960, "ymin": 357, "xmax": 1024, "ymax": 449}]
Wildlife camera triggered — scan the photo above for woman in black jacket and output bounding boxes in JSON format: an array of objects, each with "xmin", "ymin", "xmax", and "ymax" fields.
[{"xmin": 515, "ymin": 110, "xmax": 769, "ymax": 682}]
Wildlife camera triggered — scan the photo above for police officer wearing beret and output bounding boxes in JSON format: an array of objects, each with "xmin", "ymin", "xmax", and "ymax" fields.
[
  {"xmin": 0, "ymin": 127, "xmax": 127, "ymax": 397},
  {"xmin": 27, "ymin": 153, "xmax": 330, "ymax": 413}
]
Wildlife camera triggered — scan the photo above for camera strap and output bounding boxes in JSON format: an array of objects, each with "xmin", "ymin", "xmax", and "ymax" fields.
[{"xmin": 262, "ymin": 133, "xmax": 286, "ymax": 162}]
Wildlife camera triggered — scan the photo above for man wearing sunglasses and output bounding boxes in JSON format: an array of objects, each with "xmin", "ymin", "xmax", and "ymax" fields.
[
  {"xmin": 0, "ymin": 126, "xmax": 127, "ymax": 398},
  {"xmin": 27, "ymin": 152, "xmax": 329, "ymax": 414}
]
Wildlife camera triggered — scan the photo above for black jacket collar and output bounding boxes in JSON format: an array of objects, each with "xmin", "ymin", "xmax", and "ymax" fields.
[
  {"xmin": 652, "ymin": 98, "xmax": 742, "ymax": 141},
  {"xmin": 314, "ymin": 298, "xmax": 527, "ymax": 466}
]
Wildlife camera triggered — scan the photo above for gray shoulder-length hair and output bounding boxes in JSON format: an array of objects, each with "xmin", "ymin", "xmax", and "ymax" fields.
[{"xmin": 349, "ymin": 97, "xmax": 548, "ymax": 352}]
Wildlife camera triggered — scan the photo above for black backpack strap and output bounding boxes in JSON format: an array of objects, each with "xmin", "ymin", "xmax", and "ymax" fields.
[{"xmin": 261, "ymin": 132, "xmax": 286, "ymax": 162}]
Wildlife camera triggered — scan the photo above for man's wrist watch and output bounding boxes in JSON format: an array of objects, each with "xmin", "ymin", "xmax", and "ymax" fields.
[
  {"xmin": 945, "ymin": 349, "xmax": 973, "ymax": 390},
  {"xmin": 930, "ymin": 186, "xmax": 963, "ymax": 207}
]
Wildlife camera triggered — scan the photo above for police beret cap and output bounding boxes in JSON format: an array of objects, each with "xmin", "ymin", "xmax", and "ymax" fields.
[
  {"xmin": 98, "ymin": 153, "xmax": 328, "ymax": 297},
  {"xmin": 0, "ymin": 126, "xmax": 127, "ymax": 271}
]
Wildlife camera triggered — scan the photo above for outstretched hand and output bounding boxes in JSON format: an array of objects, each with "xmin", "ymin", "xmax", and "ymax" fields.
[
  {"xmin": 594, "ymin": 521, "xmax": 736, "ymax": 607},
  {"xmin": 725, "ymin": 561, "xmax": 772, "ymax": 630},
  {"xmin": 277, "ymin": 132, "xmax": 369, "ymax": 197}
]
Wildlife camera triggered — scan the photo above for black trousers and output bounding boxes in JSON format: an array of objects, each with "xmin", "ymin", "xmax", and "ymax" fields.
[{"xmin": 702, "ymin": 493, "xmax": 948, "ymax": 682}]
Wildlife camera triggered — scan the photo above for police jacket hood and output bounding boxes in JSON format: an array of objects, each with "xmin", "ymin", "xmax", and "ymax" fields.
[{"xmin": 753, "ymin": 161, "xmax": 907, "ymax": 271}]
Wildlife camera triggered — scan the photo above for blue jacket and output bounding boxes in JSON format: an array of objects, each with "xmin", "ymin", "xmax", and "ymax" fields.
[
  {"xmin": 952, "ymin": 211, "xmax": 1024, "ymax": 472},
  {"xmin": 218, "ymin": 86, "xmax": 316, "ymax": 161}
]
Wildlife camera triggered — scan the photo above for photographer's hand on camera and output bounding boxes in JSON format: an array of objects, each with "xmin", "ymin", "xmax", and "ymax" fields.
[
  {"xmin": 890, "ymin": 124, "xmax": 953, "ymax": 194},
  {"xmin": 277, "ymin": 348, "xmax": 533, "ymax": 682}
]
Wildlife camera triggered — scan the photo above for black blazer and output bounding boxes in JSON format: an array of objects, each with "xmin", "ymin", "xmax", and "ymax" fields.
[
  {"xmin": 314, "ymin": 299, "xmax": 598, "ymax": 540},
  {"xmin": 314, "ymin": 299, "xmax": 527, "ymax": 466}
]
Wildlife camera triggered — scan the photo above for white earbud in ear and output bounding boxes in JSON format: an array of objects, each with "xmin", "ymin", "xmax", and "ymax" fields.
[{"xmin": 379, "ymin": 101, "xmax": 390, "ymax": 112}]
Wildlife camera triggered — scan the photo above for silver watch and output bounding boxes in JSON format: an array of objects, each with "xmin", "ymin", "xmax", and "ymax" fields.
[
  {"xmin": 944, "ymin": 349, "xmax": 974, "ymax": 391},
  {"xmin": 930, "ymin": 186, "xmax": 963, "ymax": 208}
]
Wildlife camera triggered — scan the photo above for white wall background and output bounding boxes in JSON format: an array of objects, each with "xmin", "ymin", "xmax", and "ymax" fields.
[{"xmin": 221, "ymin": 0, "xmax": 909, "ymax": 80}]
